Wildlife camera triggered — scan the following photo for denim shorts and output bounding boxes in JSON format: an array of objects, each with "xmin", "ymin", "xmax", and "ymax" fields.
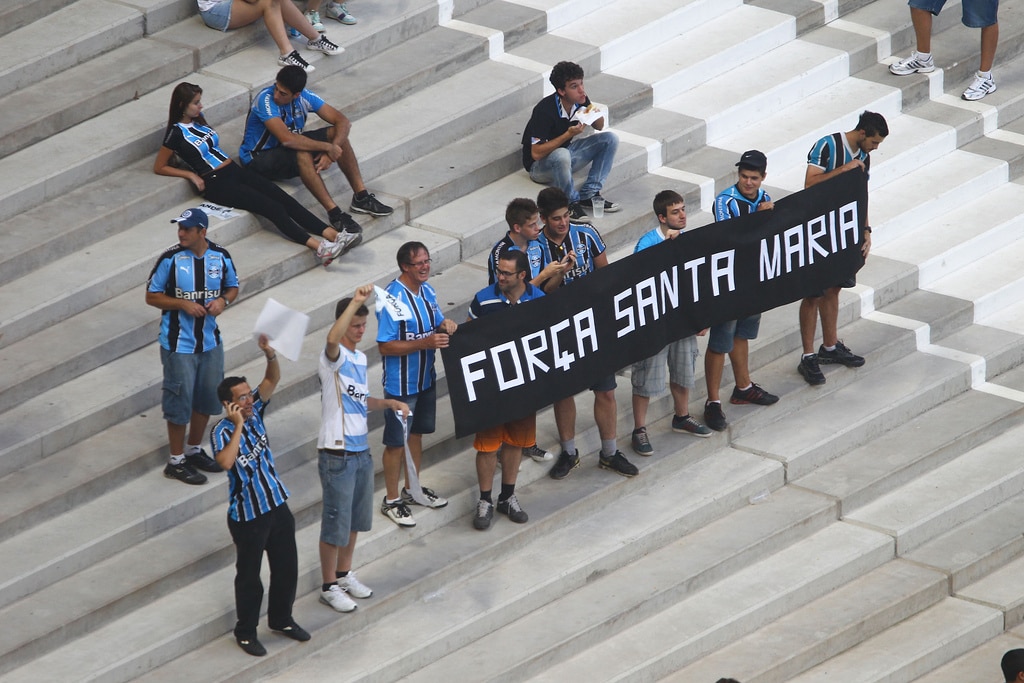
[
  {"xmin": 318, "ymin": 449, "xmax": 373, "ymax": 545},
  {"xmin": 247, "ymin": 129, "xmax": 332, "ymax": 180},
  {"xmin": 382, "ymin": 384, "xmax": 437, "ymax": 446},
  {"xmin": 708, "ymin": 314, "xmax": 762, "ymax": 354},
  {"xmin": 160, "ymin": 344, "xmax": 224, "ymax": 424},
  {"xmin": 631, "ymin": 335, "xmax": 699, "ymax": 396},
  {"xmin": 199, "ymin": 0, "xmax": 232, "ymax": 31},
  {"xmin": 908, "ymin": 0, "xmax": 997, "ymax": 28}
]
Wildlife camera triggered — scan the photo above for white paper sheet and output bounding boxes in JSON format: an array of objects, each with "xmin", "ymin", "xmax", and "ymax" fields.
[{"xmin": 252, "ymin": 298, "xmax": 310, "ymax": 361}]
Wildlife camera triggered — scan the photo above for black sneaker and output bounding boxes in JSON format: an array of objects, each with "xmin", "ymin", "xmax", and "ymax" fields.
[
  {"xmin": 578, "ymin": 195, "xmax": 620, "ymax": 213},
  {"xmin": 236, "ymin": 635, "xmax": 266, "ymax": 657},
  {"xmin": 730, "ymin": 383, "xmax": 779, "ymax": 406},
  {"xmin": 349, "ymin": 192, "xmax": 393, "ymax": 216},
  {"xmin": 473, "ymin": 499, "xmax": 494, "ymax": 530},
  {"xmin": 817, "ymin": 340, "xmax": 865, "ymax": 367},
  {"xmin": 496, "ymin": 494, "xmax": 528, "ymax": 523},
  {"xmin": 598, "ymin": 450, "xmax": 638, "ymax": 477},
  {"xmin": 185, "ymin": 448, "xmax": 221, "ymax": 473},
  {"xmin": 567, "ymin": 202, "xmax": 594, "ymax": 224},
  {"xmin": 798, "ymin": 354, "xmax": 826, "ymax": 385},
  {"xmin": 549, "ymin": 449, "xmax": 580, "ymax": 480},
  {"xmin": 672, "ymin": 414, "xmax": 712, "ymax": 437},
  {"xmin": 631, "ymin": 427, "xmax": 654, "ymax": 456},
  {"xmin": 164, "ymin": 461, "xmax": 207, "ymax": 485},
  {"xmin": 330, "ymin": 210, "xmax": 363, "ymax": 235},
  {"xmin": 703, "ymin": 401, "xmax": 727, "ymax": 432},
  {"xmin": 271, "ymin": 622, "xmax": 311, "ymax": 642}
]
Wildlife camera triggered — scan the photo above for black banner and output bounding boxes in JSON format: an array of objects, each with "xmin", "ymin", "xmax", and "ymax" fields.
[{"xmin": 442, "ymin": 171, "xmax": 868, "ymax": 437}]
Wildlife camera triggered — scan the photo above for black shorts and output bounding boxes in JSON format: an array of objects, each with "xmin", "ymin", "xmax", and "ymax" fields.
[
  {"xmin": 246, "ymin": 128, "xmax": 332, "ymax": 180},
  {"xmin": 807, "ymin": 275, "xmax": 857, "ymax": 299}
]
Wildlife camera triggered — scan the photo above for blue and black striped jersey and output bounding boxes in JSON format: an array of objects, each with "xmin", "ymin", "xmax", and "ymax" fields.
[
  {"xmin": 486, "ymin": 233, "xmax": 545, "ymax": 284},
  {"xmin": 163, "ymin": 123, "xmax": 230, "ymax": 175},
  {"xmin": 714, "ymin": 185, "xmax": 772, "ymax": 222},
  {"xmin": 376, "ymin": 280, "xmax": 445, "ymax": 396},
  {"xmin": 537, "ymin": 223, "xmax": 606, "ymax": 285},
  {"xmin": 807, "ymin": 132, "xmax": 870, "ymax": 178}
]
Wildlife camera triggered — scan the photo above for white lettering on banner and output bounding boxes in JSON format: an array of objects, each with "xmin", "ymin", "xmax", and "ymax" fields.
[
  {"xmin": 614, "ymin": 267, "xmax": 680, "ymax": 338},
  {"xmin": 461, "ymin": 308, "xmax": 598, "ymax": 402},
  {"xmin": 760, "ymin": 201, "xmax": 859, "ymax": 281}
]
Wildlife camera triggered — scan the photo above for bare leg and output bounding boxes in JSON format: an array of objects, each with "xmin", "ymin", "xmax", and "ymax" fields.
[
  {"xmin": 186, "ymin": 411, "xmax": 210, "ymax": 447},
  {"xmin": 229, "ymin": 0, "xmax": 294, "ymax": 55},
  {"xmin": 980, "ymin": 23, "xmax": 998, "ymax": 72},
  {"xmin": 729, "ymin": 338, "xmax": 752, "ymax": 389},
  {"xmin": 318, "ymin": 532, "xmax": 358, "ymax": 584},
  {"xmin": 593, "ymin": 389, "xmax": 616, "ymax": 441},
  {"xmin": 819, "ymin": 287, "xmax": 840, "ymax": 348},
  {"xmin": 167, "ymin": 422, "xmax": 187, "ymax": 455},
  {"xmin": 910, "ymin": 6, "xmax": 933, "ymax": 54},
  {"xmin": 296, "ymin": 149, "xmax": 340, "ymax": 213},
  {"xmin": 704, "ymin": 350, "xmax": 725, "ymax": 402},
  {"xmin": 336, "ymin": 138, "xmax": 367, "ymax": 194},
  {"xmin": 799, "ymin": 297, "xmax": 819, "ymax": 354},
  {"xmin": 335, "ymin": 531, "xmax": 357, "ymax": 573},
  {"xmin": 500, "ymin": 445, "xmax": 522, "ymax": 486},
  {"xmin": 631, "ymin": 393, "xmax": 649, "ymax": 430},
  {"xmin": 553, "ymin": 396, "xmax": 576, "ymax": 442},
  {"xmin": 279, "ymin": 0, "xmax": 321, "ymax": 40},
  {"xmin": 476, "ymin": 450, "xmax": 498, "ymax": 492},
  {"xmin": 668, "ymin": 383, "xmax": 689, "ymax": 417},
  {"xmin": 382, "ymin": 445, "xmax": 403, "ymax": 500}
]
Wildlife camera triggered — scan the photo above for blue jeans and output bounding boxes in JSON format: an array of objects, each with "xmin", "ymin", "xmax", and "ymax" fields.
[{"xmin": 529, "ymin": 130, "xmax": 619, "ymax": 203}]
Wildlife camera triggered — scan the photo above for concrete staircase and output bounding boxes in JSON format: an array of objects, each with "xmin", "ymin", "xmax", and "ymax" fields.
[{"xmin": 4, "ymin": 0, "xmax": 1024, "ymax": 680}]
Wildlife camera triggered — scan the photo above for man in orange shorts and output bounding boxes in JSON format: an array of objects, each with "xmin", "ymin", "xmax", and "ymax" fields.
[{"xmin": 466, "ymin": 249, "xmax": 546, "ymax": 530}]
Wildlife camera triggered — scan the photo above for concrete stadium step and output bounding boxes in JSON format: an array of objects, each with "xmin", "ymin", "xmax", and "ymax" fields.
[
  {"xmin": 958, "ymin": 551, "xmax": 1024, "ymax": 631},
  {"xmin": 843, "ymin": 422, "xmax": 1024, "ymax": 554},
  {"xmin": 784, "ymin": 597, "xmax": 1003, "ymax": 682},
  {"xmin": 0, "ymin": 38, "xmax": 194, "ymax": 159},
  {"xmin": 0, "ymin": 0, "xmax": 143, "ymax": 95},
  {"xmin": 5, "ymin": 400, "xmax": 770, "ymax": 681},
  {"xmin": 549, "ymin": 0, "xmax": 728, "ymax": 70},
  {"xmin": 527, "ymin": 522, "xmax": 893, "ymax": 682},
  {"xmin": 0, "ymin": 227, "xmax": 462, "ymax": 476},
  {"xmin": 659, "ymin": 39, "xmax": 851, "ymax": 143},
  {"xmin": 874, "ymin": 182, "xmax": 1024, "ymax": 288},
  {"xmin": 926, "ymin": 239, "xmax": 1024, "ymax": 321},
  {"xmin": 663, "ymin": 560, "xmax": 948, "ymax": 683},
  {"xmin": 0, "ymin": 76, "xmax": 249, "ymax": 223},
  {"xmin": 505, "ymin": 0, "xmax": 616, "ymax": 32},
  {"xmin": 184, "ymin": 449, "xmax": 787, "ymax": 683},
  {"xmin": 398, "ymin": 486, "xmax": 837, "ymax": 683},
  {"xmin": 794, "ymin": 389, "xmax": 1024, "ymax": 516},
  {"xmin": 605, "ymin": 4, "xmax": 794, "ymax": 105},
  {"xmin": 0, "ymin": 0, "xmax": 79, "ymax": 36},
  {"xmin": 917, "ymin": 632, "xmax": 1024, "ymax": 682}
]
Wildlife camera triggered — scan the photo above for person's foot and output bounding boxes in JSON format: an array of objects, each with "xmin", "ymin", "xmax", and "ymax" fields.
[
  {"xmin": 671, "ymin": 414, "xmax": 712, "ymax": 437},
  {"xmin": 549, "ymin": 449, "xmax": 580, "ymax": 480},
  {"xmin": 578, "ymin": 195, "xmax": 620, "ymax": 213},
  {"xmin": 270, "ymin": 622, "xmax": 311, "ymax": 641},
  {"xmin": 473, "ymin": 499, "xmax": 494, "ymax": 530},
  {"xmin": 730, "ymin": 383, "xmax": 779, "ymax": 406},
  {"xmin": 962, "ymin": 72, "xmax": 997, "ymax": 101},
  {"xmin": 381, "ymin": 497, "xmax": 416, "ymax": 527},
  {"xmin": 817, "ymin": 340, "xmax": 864, "ymax": 367},
  {"xmin": 350, "ymin": 192, "xmax": 393, "ymax": 216},
  {"xmin": 278, "ymin": 50, "xmax": 314, "ymax": 73},
  {"xmin": 330, "ymin": 210, "xmax": 363, "ymax": 235},
  {"xmin": 567, "ymin": 202, "xmax": 593, "ymax": 224},
  {"xmin": 888, "ymin": 51, "xmax": 935, "ymax": 76},
  {"xmin": 325, "ymin": 1, "xmax": 358, "ymax": 24},
  {"xmin": 599, "ymin": 450, "xmax": 639, "ymax": 477},
  {"xmin": 497, "ymin": 494, "xmax": 529, "ymax": 523},
  {"xmin": 236, "ymin": 635, "xmax": 266, "ymax": 657},
  {"xmin": 401, "ymin": 486, "xmax": 448, "ymax": 508},
  {"xmin": 703, "ymin": 401, "xmax": 727, "ymax": 432},
  {"xmin": 798, "ymin": 354, "xmax": 826, "ymax": 385},
  {"xmin": 304, "ymin": 9, "xmax": 325, "ymax": 32},
  {"xmin": 631, "ymin": 427, "xmax": 654, "ymax": 456},
  {"xmin": 333, "ymin": 229, "xmax": 363, "ymax": 256},
  {"xmin": 316, "ymin": 238, "xmax": 342, "ymax": 267},
  {"xmin": 163, "ymin": 461, "xmax": 207, "ymax": 485},
  {"xmin": 307, "ymin": 34, "xmax": 344, "ymax": 55},
  {"xmin": 523, "ymin": 444, "xmax": 554, "ymax": 462},
  {"xmin": 338, "ymin": 571, "xmax": 373, "ymax": 598},
  {"xmin": 185, "ymin": 448, "xmax": 221, "ymax": 473},
  {"xmin": 319, "ymin": 584, "xmax": 357, "ymax": 612}
]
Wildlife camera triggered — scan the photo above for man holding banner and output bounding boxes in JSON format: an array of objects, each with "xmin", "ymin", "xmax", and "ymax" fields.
[
  {"xmin": 797, "ymin": 111, "xmax": 887, "ymax": 385},
  {"xmin": 468, "ymin": 250, "xmax": 545, "ymax": 530},
  {"xmin": 630, "ymin": 190, "xmax": 711, "ymax": 457},
  {"xmin": 376, "ymin": 242, "xmax": 458, "ymax": 527},
  {"xmin": 535, "ymin": 187, "xmax": 638, "ymax": 479}
]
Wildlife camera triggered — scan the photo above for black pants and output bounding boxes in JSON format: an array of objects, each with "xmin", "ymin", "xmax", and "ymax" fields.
[
  {"xmin": 203, "ymin": 162, "xmax": 326, "ymax": 245},
  {"xmin": 227, "ymin": 503, "xmax": 298, "ymax": 638}
]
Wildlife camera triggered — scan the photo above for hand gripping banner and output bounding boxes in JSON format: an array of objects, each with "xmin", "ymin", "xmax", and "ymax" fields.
[{"xmin": 442, "ymin": 171, "xmax": 868, "ymax": 437}]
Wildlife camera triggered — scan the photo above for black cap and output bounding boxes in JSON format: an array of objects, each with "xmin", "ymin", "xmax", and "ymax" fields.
[{"xmin": 736, "ymin": 150, "xmax": 767, "ymax": 173}]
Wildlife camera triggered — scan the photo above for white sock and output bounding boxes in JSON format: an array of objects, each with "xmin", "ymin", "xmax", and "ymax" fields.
[
  {"xmin": 979, "ymin": 70, "xmax": 992, "ymax": 79},
  {"xmin": 169, "ymin": 454, "xmax": 185, "ymax": 465},
  {"xmin": 916, "ymin": 51, "xmax": 932, "ymax": 60}
]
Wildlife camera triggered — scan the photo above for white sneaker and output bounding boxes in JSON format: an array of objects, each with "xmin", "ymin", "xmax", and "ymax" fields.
[
  {"xmin": 333, "ymin": 229, "xmax": 362, "ymax": 256},
  {"xmin": 402, "ymin": 486, "xmax": 448, "ymax": 508},
  {"xmin": 304, "ymin": 9, "xmax": 325, "ymax": 32},
  {"xmin": 962, "ymin": 72, "xmax": 997, "ymax": 101},
  {"xmin": 277, "ymin": 50, "xmax": 314, "ymax": 73},
  {"xmin": 889, "ymin": 52, "xmax": 935, "ymax": 76},
  {"xmin": 381, "ymin": 497, "xmax": 416, "ymax": 527},
  {"xmin": 326, "ymin": 1, "xmax": 357, "ymax": 24},
  {"xmin": 315, "ymin": 238, "xmax": 343, "ymax": 266},
  {"xmin": 307, "ymin": 34, "xmax": 344, "ymax": 56},
  {"xmin": 319, "ymin": 584, "xmax": 357, "ymax": 612},
  {"xmin": 523, "ymin": 444, "xmax": 554, "ymax": 462},
  {"xmin": 338, "ymin": 572, "xmax": 373, "ymax": 598}
]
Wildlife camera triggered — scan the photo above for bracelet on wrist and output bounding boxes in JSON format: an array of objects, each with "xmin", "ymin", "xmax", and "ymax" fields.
[{"xmin": 266, "ymin": 354, "xmax": 277, "ymax": 362}]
